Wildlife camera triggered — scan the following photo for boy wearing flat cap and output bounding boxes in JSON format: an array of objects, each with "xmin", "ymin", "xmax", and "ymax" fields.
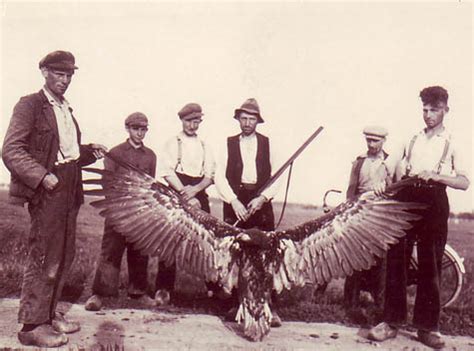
[
  {"xmin": 344, "ymin": 125, "xmax": 392, "ymax": 319},
  {"xmin": 368, "ymin": 86, "xmax": 470, "ymax": 349},
  {"xmin": 156, "ymin": 102, "xmax": 215, "ymax": 301},
  {"xmin": 2, "ymin": 50, "xmax": 107, "ymax": 347},
  {"xmin": 85, "ymin": 112, "xmax": 157, "ymax": 312}
]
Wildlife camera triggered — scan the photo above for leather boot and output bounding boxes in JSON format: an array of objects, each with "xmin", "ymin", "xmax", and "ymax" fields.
[
  {"xmin": 18, "ymin": 324, "xmax": 68, "ymax": 347},
  {"xmin": 52, "ymin": 312, "xmax": 81, "ymax": 334}
]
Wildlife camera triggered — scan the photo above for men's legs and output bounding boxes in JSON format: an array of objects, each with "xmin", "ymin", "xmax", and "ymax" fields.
[
  {"xmin": 413, "ymin": 189, "xmax": 449, "ymax": 332},
  {"xmin": 91, "ymin": 223, "xmax": 126, "ymax": 297},
  {"xmin": 127, "ymin": 244, "xmax": 149, "ymax": 297}
]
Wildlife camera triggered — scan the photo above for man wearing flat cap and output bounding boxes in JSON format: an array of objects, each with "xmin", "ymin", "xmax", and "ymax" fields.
[
  {"xmin": 2, "ymin": 50, "xmax": 107, "ymax": 347},
  {"xmin": 156, "ymin": 102, "xmax": 215, "ymax": 302},
  {"xmin": 85, "ymin": 112, "xmax": 157, "ymax": 312},
  {"xmin": 214, "ymin": 98, "xmax": 282, "ymax": 325},
  {"xmin": 344, "ymin": 125, "xmax": 392, "ymax": 319}
]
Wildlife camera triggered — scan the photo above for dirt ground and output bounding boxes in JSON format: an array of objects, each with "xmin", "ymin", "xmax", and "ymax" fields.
[{"xmin": 0, "ymin": 298, "xmax": 473, "ymax": 350}]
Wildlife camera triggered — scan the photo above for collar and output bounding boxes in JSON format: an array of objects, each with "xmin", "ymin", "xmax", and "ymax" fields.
[
  {"xmin": 239, "ymin": 132, "xmax": 257, "ymax": 141},
  {"xmin": 421, "ymin": 126, "xmax": 448, "ymax": 139},
  {"xmin": 179, "ymin": 131, "xmax": 199, "ymax": 139},
  {"xmin": 42, "ymin": 87, "xmax": 70, "ymax": 108},
  {"xmin": 358, "ymin": 150, "xmax": 388, "ymax": 160},
  {"xmin": 126, "ymin": 139, "xmax": 144, "ymax": 150}
]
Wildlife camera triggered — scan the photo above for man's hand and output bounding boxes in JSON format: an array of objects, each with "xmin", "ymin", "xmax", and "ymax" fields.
[
  {"xmin": 188, "ymin": 197, "xmax": 201, "ymax": 209},
  {"xmin": 418, "ymin": 170, "xmax": 439, "ymax": 182},
  {"xmin": 247, "ymin": 195, "xmax": 267, "ymax": 216},
  {"xmin": 231, "ymin": 199, "xmax": 249, "ymax": 222},
  {"xmin": 181, "ymin": 185, "xmax": 199, "ymax": 201},
  {"xmin": 42, "ymin": 173, "xmax": 59, "ymax": 191},
  {"xmin": 91, "ymin": 144, "xmax": 108, "ymax": 159},
  {"xmin": 372, "ymin": 181, "xmax": 387, "ymax": 197}
]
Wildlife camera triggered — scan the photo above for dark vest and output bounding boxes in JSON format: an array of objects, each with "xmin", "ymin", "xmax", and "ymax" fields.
[{"xmin": 225, "ymin": 133, "xmax": 271, "ymax": 194}]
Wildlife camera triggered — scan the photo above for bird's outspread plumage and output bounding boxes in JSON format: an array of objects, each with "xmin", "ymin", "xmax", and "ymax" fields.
[{"xmin": 83, "ymin": 156, "xmax": 423, "ymax": 341}]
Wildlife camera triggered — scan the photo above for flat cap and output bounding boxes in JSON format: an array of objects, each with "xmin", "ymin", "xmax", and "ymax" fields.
[
  {"xmin": 234, "ymin": 98, "xmax": 264, "ymax": 123},
  {"xmin": 363, "ymin": 126, "xmax": 388, "ymax": 140},
  {"xmin": 178, "ymin": 103, "xmax": 204, "ymax": 120},
  {"xmin": 39, "ymin": 50, "xmax": 78, "ymax": 71},
  {"xmin": 125, "ymin": 112, "xmax": 148, "ymax": 127}
]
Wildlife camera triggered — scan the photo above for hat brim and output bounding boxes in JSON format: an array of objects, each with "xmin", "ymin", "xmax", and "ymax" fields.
[
  {"xmin": 44, "ymin": 63, "xmax": 78, "ymax": 71},
  {"xmin": 364, "ymin": 134, "xmax": 385, "ymax": 141},
  {"xmin": 180, "ymin": 112, "xmax": 204, "ymax": 121},
  {"xmin": 234, "ymin": 108, "xmax": 264, "ymax": 123}
]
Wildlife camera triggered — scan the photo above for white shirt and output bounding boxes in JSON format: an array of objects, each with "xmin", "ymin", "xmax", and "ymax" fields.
[
  {"xmin": 401, "ymin": 127, "xmax": 469, "ymax": 179},
  {"xmin": 159, "ymin": 131, "xmax": 215, "ymax": 178},
  {"xmin": 214, "ymin": 133, "xmax": 282, "ymax": 203},
  {"xmin": 357, "ymin": 151, "xmax": 393, "ymax": 194},
  {"xmin": 43, "ymin": 88, "xmax": 80, "ymax": 162}
]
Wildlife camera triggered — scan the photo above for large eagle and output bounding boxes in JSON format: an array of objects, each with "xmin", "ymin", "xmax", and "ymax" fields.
[{"xmin": 83, "ymin": 156, "xmax": 422, "ymax": 342}]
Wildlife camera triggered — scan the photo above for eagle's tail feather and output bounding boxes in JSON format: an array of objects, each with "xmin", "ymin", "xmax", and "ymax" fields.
[{"xmin": 235, "ymin": 298, "xmax": 272, "ymax": 341}]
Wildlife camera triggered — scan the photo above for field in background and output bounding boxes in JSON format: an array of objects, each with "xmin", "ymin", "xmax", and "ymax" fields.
[{"xmin": 0, "ymin": 190, "xmax": 473, "ymax": 336}]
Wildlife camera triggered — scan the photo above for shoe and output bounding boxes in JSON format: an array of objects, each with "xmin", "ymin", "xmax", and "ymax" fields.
[
  {"xmin": 367, "ymin": 322, "xmax": 398, "ymax": 341},
  {"xmin": 85, "ymin": 294, "xmax": 103, "ymax": 311},
  {"xmin": 270, "ymin": 311, "xmax": 282, "ymax": 328},
  {"xmin": 133, "ymin": 294, "xmax": 157, "ymax": 307},
  {"xmin": 18, "ymin": 324, "xmax": 68, "ymax": 347},
  {"xmin": 154, "ymin": 289, "xmax": 171, "ymax": 306},
  {"xmin": 52, "ymin": 312, "xmax": 81, "ymax": 334},
  {"xmin": 417, "ymin": 330, "xmax": 445, "ymax": 349}
]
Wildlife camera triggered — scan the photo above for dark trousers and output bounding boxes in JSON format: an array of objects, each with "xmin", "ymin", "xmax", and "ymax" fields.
[
  {"xmin": 155, "ymin": 173, "xmax": 210, "ymax": 292},
  {"xmin": 344, "ymin": 256, "xmax": 386, "ymax": 309},
  {"xmin": 92, "ymin": 222, "xmax": 149, "ymax": 297},
  {"xmin": 384, "ymin": 184, "xmax": 449, "ymax": 332},
  {"xmin": 19, "ymin": 162, "xmax": 80, "ymax": 324},
  {"xmin": 223, "ymin": 185, "xmax": 275, "ymax": 231}
]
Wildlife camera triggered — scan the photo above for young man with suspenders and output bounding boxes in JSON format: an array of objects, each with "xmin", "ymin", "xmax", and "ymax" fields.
[
  {"xmin": 368, "ymin": 86, "xmax": 470, "ymax": 349},
  {"xmin": 157, "ymin": 103, "xmax": 215, "ymax": 302}
]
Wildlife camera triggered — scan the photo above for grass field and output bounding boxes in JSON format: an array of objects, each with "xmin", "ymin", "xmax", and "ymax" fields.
[{"xmin": 0, "ymin": 190, "xmax": 473, "ymax": 336}]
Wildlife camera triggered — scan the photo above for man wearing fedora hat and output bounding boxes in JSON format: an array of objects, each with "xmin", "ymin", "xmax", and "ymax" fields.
[
  {"xmin": 156, "ymin": 102, "xmax": 216, "ymax": 302},
  {"xmin": 344, "ymin": 126, "xmax": 392, "ymax": 320},
  {"xmin": 85, "ymin": 112, "xmax": 157, "ymax": 312},
  {"xmin": 214, "ymin": 98, "xmax": 282, "ymax": 325},
  {"xmin": 2, "ymin": 50, "xmax": 107, "ymax": 347}
]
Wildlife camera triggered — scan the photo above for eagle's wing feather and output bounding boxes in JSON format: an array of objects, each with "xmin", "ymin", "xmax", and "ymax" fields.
[
  {"xmin": 274, "ymin": 190, "xmax": 423, "ymax": 290},
  {"xmin": 83, "ymin": 165, "xmax": 241, "ymax": 288}
]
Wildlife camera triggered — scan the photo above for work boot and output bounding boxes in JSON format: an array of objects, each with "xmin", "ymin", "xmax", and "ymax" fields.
[
  {"xmin": 52, "ymin": 312, "xmax": 81, "ymax": 334},
  {"xmin": 133, "ymin": 294, "xmax": 157, "ymax": 307},
  {"xmin": 85, "ymin": 294, "xmax": 103, "ymax": 311},
  {"xmin": 155, "ymin": 289, "xmax": 171, "ymax": 306},
  {"xmin": 270, "ymin": 311, "xmax": 282, "ymax": 328},
  {"xmin": 18, "ymin": 324, "xmax": 68, "ymax": 347},
  {"xmin": 367, "ymin": 322, "xmax": 398, "ymax": 341},
  {"xmin": 417, "ymin": 330, "xmax": 445, "ymax": 349}
]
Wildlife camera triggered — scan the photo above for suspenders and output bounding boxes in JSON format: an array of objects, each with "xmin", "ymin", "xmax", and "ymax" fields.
[
  {"xmin": 405, "ymin": 133, "xmax": 451, "ymax": 176},
  {"xmin": 175, "ymin": 136, "xmax": 206, "ymax": 176}
]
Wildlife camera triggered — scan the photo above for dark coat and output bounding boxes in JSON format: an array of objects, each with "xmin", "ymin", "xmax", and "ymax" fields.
[{"xmin": 2, "ymin": 89, "xmax": 96, "ymax": 205}]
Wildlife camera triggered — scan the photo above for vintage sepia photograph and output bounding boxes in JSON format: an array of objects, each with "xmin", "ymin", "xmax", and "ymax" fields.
[{"xmin": 0, "ymin": 1, "xmax": 472, "ymax": 349}]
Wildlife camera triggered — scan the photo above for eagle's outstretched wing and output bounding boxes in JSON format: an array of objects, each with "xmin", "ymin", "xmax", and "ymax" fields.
[
  {"xmin": 83, "ymin": 163, "xmax": 242, "ymax": 293},
  {"xmin": 272, "ymin": 179, "xmax": 424, "ymax": 292}
]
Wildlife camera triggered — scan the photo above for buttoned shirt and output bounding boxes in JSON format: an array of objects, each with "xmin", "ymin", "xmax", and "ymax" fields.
[
  {"xmin": 215, "ymin": 133, "xmax": 282, "ymax": 203},
  {"xmin": 401, "ymin": 128, "xmax": 469, "ymax": 180},
  {"xmin": 105, "ymin": 140, "xmax": 157, "ymax": 177},
  {"xmin": 43, "ymin": 88, "xmax": 80, "ymax": 162},
  {"xmin": 159, "ymin": 132, "xmax": 215, "ymax": 179},
  {"xmin": 357, "ymin": 151, "xmax": 392, "ymax": 194}
]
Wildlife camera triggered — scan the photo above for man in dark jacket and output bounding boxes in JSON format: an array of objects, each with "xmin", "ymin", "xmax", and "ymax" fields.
[{"xmin": 2, "ymin": 50, "xmax": 107, "ymax": 348}]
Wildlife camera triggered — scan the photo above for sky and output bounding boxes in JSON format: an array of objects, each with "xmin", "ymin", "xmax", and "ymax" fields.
[{"xmin": 0, "ymin": 1, "xmax": 472, "ymax": 213}]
